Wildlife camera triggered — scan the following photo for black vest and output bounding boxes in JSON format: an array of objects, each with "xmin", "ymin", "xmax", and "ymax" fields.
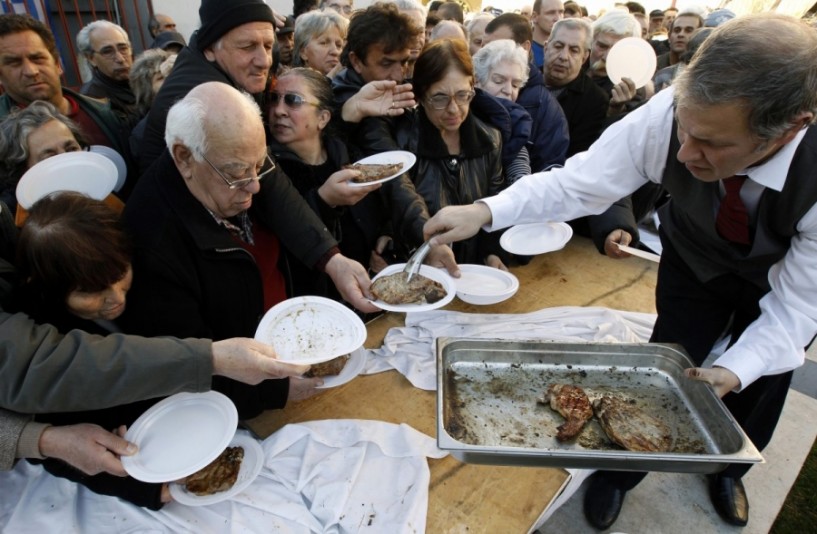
[{"xmin": 658, "ymin": 124, "xmax": 817, "ymax": 290}]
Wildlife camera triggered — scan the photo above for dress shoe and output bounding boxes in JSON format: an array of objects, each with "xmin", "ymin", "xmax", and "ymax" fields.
[
  {"xmin": 584, "ymin": 474, "xmax": 627, "ymax": 530},
  {"xmin": 708, "ymin": 474, "xmax": 749, "ymax": 526}
]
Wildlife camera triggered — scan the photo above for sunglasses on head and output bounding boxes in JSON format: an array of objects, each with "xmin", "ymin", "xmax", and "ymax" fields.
[{"xmin": 269, "ymin": 92, "xmax": 321, "ymax": 109}]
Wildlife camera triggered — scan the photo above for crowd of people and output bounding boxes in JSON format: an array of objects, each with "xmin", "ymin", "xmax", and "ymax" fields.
[{"xmin": 0, "ymin": 0, "xmax": 815, "ymax": 531}]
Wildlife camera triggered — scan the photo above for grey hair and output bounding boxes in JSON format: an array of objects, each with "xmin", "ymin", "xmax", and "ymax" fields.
[
  {"xmin": 465, "ymin": 12, "xmax": 494, "ymax": 35},
  {"xmin": 292, "ymin": 10, "xmax": 348, "ymax": 68},
  {"xmin": 472, "ymin": 39, "xmax": 529, "ymax": 87},
  {"xmin": 165, "ymin": 87, "xmax": 261, "ymax": 160},
  {"xmin": 592, "ymin": 10, "xmax": 640, "ymax": 40},
  {"xmin": 76, "ymin": 20, "xmax": 130, "ymax": 81},
  {"xmin": 0, "ymin": 101, "xmax": 86, "ymax": 189},
  {"xmin": 76, "ymin": 19, "xmax": 129, "ymax": 56},
  {"xmin": 390, "ymin": 0, "xmax": 425, "ymax": 14},
  {"xmin": 551, "ymin": 17, "xmax": 592, "ymax": 51},
  {"xmin": 674, "ymin": 14, "xmax": 817, "ymax": 141},
  {"xmin": 130, "ymin": 49, "xmax": 170, "ymax": 115},
  {"xmin": 430, "ymin": 20, "xmax": 467, "ymax": 42}
]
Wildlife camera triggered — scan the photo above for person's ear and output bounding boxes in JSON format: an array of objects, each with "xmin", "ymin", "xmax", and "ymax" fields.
[
  {"xmin": 521, "ymin": 40, "xmax": 532, "ymax": 53},
  {"xmin": 172, "ymin": 144, "xmax": 195, "ymax": 179},
  {"xmin": 777, "ymin": 111, "xmax": 814, "ymax": 146},
  {"xmin": 317, "ymin": 109, "xmax": 331, "ymax": 130},
  {"xmin": 348, "ymin": 51, "xmax": 364, "ymax": 75},
  {"xmin": 203, "ymin": 46, "xmax": 216, "ymax": 62}
]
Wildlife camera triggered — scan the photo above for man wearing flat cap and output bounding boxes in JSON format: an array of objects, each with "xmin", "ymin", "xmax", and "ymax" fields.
[{"xmin": 134, "ymin": 0, "xmax": 379, "ymax": 316}]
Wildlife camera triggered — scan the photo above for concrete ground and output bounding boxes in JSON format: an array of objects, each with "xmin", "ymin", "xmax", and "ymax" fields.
[{"xmin": 537, "ymin": 344, "xmax": 817, "ymax": 533}]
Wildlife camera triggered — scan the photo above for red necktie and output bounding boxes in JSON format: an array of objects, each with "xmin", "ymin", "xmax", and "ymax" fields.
[{"xmin": 716, "ymin": 176, "xmax": 751, "ymax": 245}]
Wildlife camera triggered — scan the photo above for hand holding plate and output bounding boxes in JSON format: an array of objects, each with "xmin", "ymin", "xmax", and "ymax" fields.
[
  {"xmin": 684, "ymin": 366, "xmax": 741, "ymax": 398},
  {"xmin": 212, "ymin": 338, "xmax": 310, "ymax": 384},
  {"xmin": 39, "ymin": 423, "xmax": 137, "ymax": 476},
  {"xmin": 318, "ymin": 168, "xmax": 380, "ymax": 207}
]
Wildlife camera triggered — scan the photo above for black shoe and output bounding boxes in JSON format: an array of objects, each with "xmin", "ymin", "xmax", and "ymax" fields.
[
  {"xmin": 583, "ymin": 474, "xmax": 627, "ymax": 530},
  {"xmin": 708, "ymin": 474, "xmax": 749, "ymax": 526}
]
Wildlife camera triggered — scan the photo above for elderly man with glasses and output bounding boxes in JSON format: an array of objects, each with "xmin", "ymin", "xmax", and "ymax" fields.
[
  {"xmin": 77, "ymin": 20, "xmax": 137, "ymax": 121},
  {"xmin": 121, "ymin": 82, "xmax": 362, "ymax": 418}
]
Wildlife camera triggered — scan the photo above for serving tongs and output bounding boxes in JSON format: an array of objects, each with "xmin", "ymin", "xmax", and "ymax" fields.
[{"xmin": 403, "ymin": 238, "xmax": 434, "ymax": 282}]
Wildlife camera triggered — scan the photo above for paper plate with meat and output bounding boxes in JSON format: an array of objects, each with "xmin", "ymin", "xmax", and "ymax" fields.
[
  {"xmin": 344, "ymin": 151, "xmax": 416, "ymax": 187},
  {"xmin": 313, "ymin": 348, "xmax": 367, "ymax": 389},
  {"xmin": 369, "ymin": 263, "xmax": 456, "ymax": 312},
  {"xmin": 169, "ymin": 432, "xmax": 264, "ymax": 506}
]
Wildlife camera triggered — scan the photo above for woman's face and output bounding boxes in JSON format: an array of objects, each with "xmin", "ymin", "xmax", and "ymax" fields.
[
  {"xmin": 26, "ymin": 119, "xmax": 82, "ymax": 168},
  {"xmin": 478, "ymin": 62, "xmax": 525, "ymax": 102},
  {"xmin": 66, "ymin": 265, "xmax": 133, "ymax": 321},
  {"xmin": 300, "ymin": 26, "xmax": 344, "ymax": 76},
  {"xmin": 422, "ymin": 68, "xmax": 473, "ymax": 135},
  {"xmin": 268, "ymin": 74, "xmax": 330, "ymax": 147}
]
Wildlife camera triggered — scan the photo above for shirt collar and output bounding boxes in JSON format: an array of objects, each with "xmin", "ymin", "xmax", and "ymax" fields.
[{"xmin": 740, "ymin": 127, "xmax": 808, "ymax": 191}]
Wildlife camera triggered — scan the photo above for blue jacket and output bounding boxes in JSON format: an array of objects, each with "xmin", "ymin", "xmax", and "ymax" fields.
[
  {"xmin": 470, "ymin": 88, "xmax": 533, "ymax": 173},
  {"xmin": 516, "ymin": 63, "xmax": 570, "ymax": 172}
]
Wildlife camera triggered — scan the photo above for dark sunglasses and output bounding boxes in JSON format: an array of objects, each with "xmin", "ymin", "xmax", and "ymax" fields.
[{"xmin": 269, "ymin": 92, "xmax": 321, "ymax": 109}]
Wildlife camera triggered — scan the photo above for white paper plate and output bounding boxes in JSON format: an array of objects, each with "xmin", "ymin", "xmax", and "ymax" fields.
[
  {"xmin": 89, "ymin": 145, "xmax": 127, "ymax": 192},
  {"xmin": 122, "ymin": 391, "xmax": 238, "ymax": 483},
  {"xmin": 254, "ymin": 296, "xmax": 366, "ymax": 365},
  {"xmin": 315, "ymin": 347, "xmax": 367, "ymax": 389},
  {"xmin": 455, "ymin": 264, "xmax": 519, "ymax": 305},
  {"xmin": 500, "ymin": 222, "xmax": 573, "ymax": 256},
  {"xmin": 369, "ymin": 263, "xmax": 456, "ymax": 313},
  {"xmin": 347, "ymin": 150, "xmax": 416, "ymax": 187},
  {"xmin": 169, "ymin": 432, "xmax": 263, "ymax": 506},
  {"xmin": 606, "ymin": 37, "xmax": 658, "ymax": 89},
  {"xmin": 16, "ymin": 151, "xmax": 117, "ymax": 209},
  {"xmin": 616, "ymin": 243, "xmax": 661, "ymax": 263}
]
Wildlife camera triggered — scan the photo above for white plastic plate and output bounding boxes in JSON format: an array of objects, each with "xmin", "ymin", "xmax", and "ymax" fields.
[
  {"xmin": 606, "ymin": 37, "xmax": 658, "ymax": 89},
  {"xmin": 455, "ymin": 264, "xmax": 519, "ymax": 305},
  {"xmin": 347, "ymin": 150, "xmax": 416, "ymax": 187},
  {"xmin": 169, "ymin": 432, "xmax": 264, "ymax": 506},
  {"xmin": 254, "ymin": 296, "xmax": 366, "ymax": 364},
  {"xmin": 122, "ymin": 391, "xmax": 238, "ymax": 483},
  {"xmin": 16, "ymin": 151, "xmax": 117, "ymax": 209},
  {"xmin": 369, "ymin": 263, "xmax": 456, "ymax": 313},
  {"xmin": 89, "ymin": 145, "xmax": 127, "ymax": 192},
  {"xmin": 616, "ymin": 243, "xmax": 661, "ymax": 263},
  {"xmin": 500, "ymin": 222, "xmax": 573, "ymax": 256},
  {"xmin": 316, "ymin": 347, "xmax": 367, "ymax": 389}
]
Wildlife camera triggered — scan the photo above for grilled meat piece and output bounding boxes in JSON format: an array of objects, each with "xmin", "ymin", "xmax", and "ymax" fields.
[
  {"xmin": 593, "ymin": 396, "xmax": 673, "ymax": 452},
  {"xmin": 370, "ymin": 271, "xmax": 447, "ymax": 305},
  {"xmin": 185, "ymin": 446, "xmax": 244, "ymax": 496},
  {"xmin": 540, "ymin": 384, "xmax": 594, "ymax": 441},
  {"xmin": 344, "ymin": 162, "xmax": 404, "ymax": 183},
  {"xmin": 305, "ymin": 354, "xmax": 350, "ymax": 377}
]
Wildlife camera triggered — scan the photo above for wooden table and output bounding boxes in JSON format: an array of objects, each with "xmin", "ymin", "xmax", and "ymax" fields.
[{"xmin": 248, "ymin": 236, "xmax": 659, "ymax": 533}]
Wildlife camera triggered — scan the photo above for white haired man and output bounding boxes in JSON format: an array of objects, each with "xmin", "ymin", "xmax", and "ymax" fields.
[
  {"xmin": 77, "ymin": 20, "xmax": 136, "ymax": 120},
  {"xmin": 425, "ymin": 14, "xmax": 817, "ymax": 530}
]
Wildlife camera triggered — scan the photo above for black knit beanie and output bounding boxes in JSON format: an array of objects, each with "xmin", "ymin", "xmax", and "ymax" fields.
[{"xmin": 196, "ymin": 0, "xmax": 275, "ymax": 52}]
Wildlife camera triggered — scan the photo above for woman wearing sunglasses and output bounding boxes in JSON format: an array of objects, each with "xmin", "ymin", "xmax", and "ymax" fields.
[
  {"xmin": 268, "ymin": 67, "xmax": 389, "ymax": 298},
  {"xmin": 384, "ymin": 39, "xmax": 510, "ymax": 270}
]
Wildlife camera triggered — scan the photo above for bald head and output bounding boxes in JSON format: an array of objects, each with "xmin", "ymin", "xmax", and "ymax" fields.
[{"xmin": 166, "ymin": 82, "xmax": 263, "ymax": 158}]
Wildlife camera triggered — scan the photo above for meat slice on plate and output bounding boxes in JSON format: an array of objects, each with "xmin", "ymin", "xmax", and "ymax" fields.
[
  {"xmin": 593, "ymin": 395, "xmax": 673, "ymax": 452},
  {"xmin": 370, "ymin": 271, "xmax": 447, "ymax": 305},
  {"xmin": 540, "ymin": 384, "xmax": 594, "ymax": 441}
]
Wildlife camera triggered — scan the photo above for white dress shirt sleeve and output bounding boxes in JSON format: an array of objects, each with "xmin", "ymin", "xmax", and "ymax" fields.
[
  {"xmin": 482, "ymin": 87, "xmax": 676, "ymax": 232},
  {"xmin": 714, "ymin": 202, "xmax": 817, "ymax": 390}
]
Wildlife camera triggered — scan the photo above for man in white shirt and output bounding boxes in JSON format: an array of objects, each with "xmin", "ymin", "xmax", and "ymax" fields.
[{"xmin": 424, "ymin": 14, "xmax": 817, "ymax": 530}]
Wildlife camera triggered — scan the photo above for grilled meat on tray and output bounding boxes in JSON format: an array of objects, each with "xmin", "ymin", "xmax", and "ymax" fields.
[
  {"xmin": 540, "ymin": 384, "xmax": 594, "ymax": 441},
  {"xmin": 593, "ymin": 395, "xmax": 673, "ymax": 452}
]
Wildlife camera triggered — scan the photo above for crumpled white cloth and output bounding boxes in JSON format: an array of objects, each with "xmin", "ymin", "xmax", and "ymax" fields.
[
  {"xmin": 0, "ymin": 421, "xmax": 447, "ymax": 533},
  {"xmin": 362, "ymin": 306, "xmax": 657, "ymax": 390}
]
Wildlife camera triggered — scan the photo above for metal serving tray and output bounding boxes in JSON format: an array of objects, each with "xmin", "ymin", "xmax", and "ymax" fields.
[{"xmin": 436, "ymin": 338, "xmax": 763, "ymax": 473}]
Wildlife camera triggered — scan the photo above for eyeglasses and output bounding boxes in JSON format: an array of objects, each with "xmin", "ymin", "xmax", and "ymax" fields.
[
  {"xmin": 425, "ymin": 90, "xmax": 475, "ymax": 110},
  {"xmin": 93, "ymin": 43, "xmax": 131, "ymax": 59},
  {"xmin": 269, "ymin": 92, "xmax": 322, "ymax": 110},
  {"xmin": 202, "ymin": 150, "xmax": 277, "ymax": 189}
]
